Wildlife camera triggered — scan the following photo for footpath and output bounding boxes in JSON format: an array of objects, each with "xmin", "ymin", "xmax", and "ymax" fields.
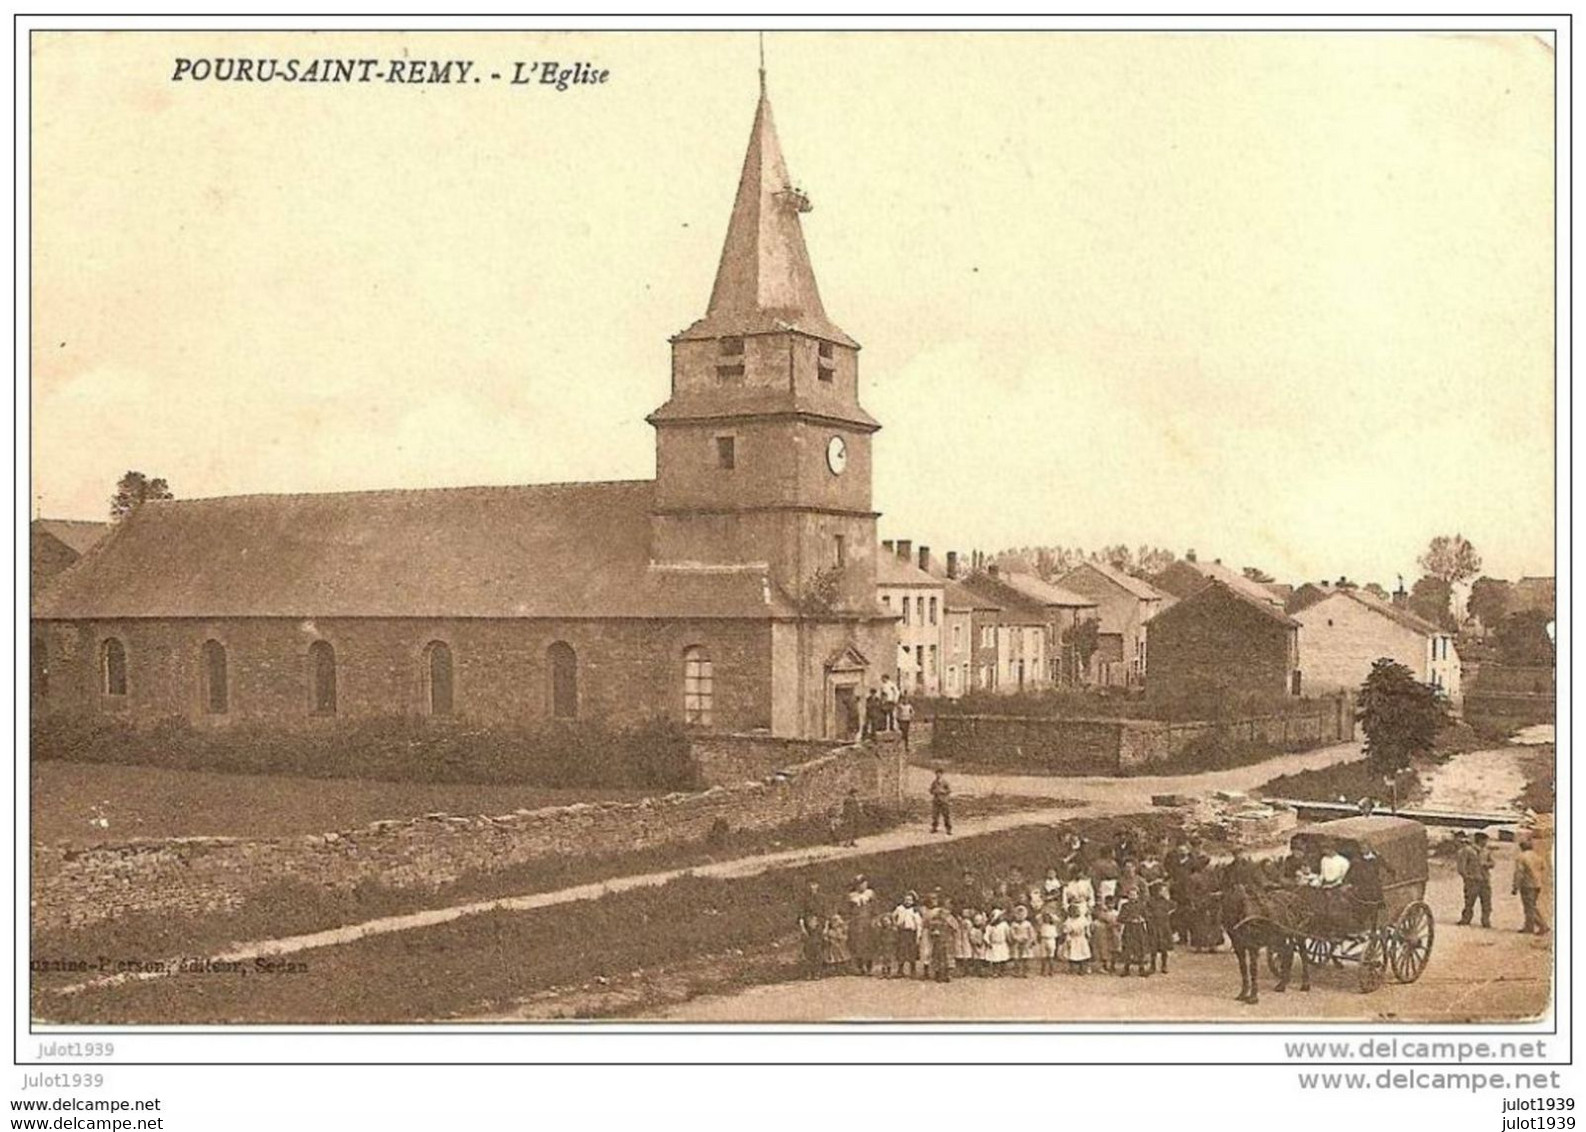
[{"xmin": 44, "ymin": 740, "xmax": 1364, "ymax": 1003}]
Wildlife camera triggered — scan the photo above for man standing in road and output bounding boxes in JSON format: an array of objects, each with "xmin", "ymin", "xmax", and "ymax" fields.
[
  {"xmin": 880, "ymin": 673, "xmax": 901, "ymax": 732},
  {"xmin": 1455, "ymin": 831, "xmax": 1494, "ymax": 928},
  {"xmin": 1512, "ymin": 835, "xmax": 1550, "ymax": 935},
  {"xmin": 895, "ymin": 692, "xmax": 915, "ymax": 752},
  {"xmin": 929, "ymin": 767, "xmax": 953, "ymax": 835}
]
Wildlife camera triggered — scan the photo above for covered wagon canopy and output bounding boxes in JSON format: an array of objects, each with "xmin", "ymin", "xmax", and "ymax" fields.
[{"xmin": 1289, "ymin": 816, "xmax": 1429, "ymax": 885}]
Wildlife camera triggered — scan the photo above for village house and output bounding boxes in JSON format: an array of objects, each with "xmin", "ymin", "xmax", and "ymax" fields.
[
  {"xmin": 877, "ymin": 541, "xmax": 946, "ymax": 697},
  {"xmin": 951, "ymin": 561, "xmax": 1091, "ymax": 692},
  {"xmin": 1056, "ymin": 559, "xmax": 1167, "ymax": 688},
  {"xmin": 1144, "ymin": 579, "xmax": 1302, "ymax": 704},
  {"xmin": 1290, "ymin": 586, "xmax": 1462, "ymax": 705},
  {"xmin": 31, "ymin": 75, "xmax": 898, "ymax": 741},
  {"xmin": 30, "ymin": 518, "xmax": 109, "ymax": 594}
]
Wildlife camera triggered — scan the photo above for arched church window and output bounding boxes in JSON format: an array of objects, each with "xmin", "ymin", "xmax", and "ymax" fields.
[
  {"xmin": 202, "ymin": 639, "xmax": 229, "ymax": 714},
  {"xmin": 425, "ymin": 641, "xmax": 454, "ymax": 717},
  {"xmin": 683, "ymin": 646, "xmax": 713, "ymax": 727},
  {"xmin": 101, "ymin": 638, "xmax": 127, "ymax": 697},
  {"xmin": 309, "ymin": 640, "xmax": 337, "ymax": 715},
  {"xmin": 548, "ymin": 641, "xmax": 578, "ymax": 719}
]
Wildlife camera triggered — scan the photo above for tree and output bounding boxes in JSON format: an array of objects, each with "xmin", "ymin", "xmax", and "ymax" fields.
[
  {"xmin": 1418, "ymin": 534, "xmax": 1482, "ymax": 586},
  {"xmin": 1092, "ymin": 544, "xmax": 1135, "ymax": 574},
  {"xmin": 1134, "ymin": 546, "xmax": 1176, "ymax": 578},
  {"xmin": 1408, "ymin": 575, "xmax": 1456, "ymax": 631},
  {"xmin": 1065, "ymin": 617, "xmax": 1100, "ymax": 683},
  {"xmin": 1467, "ymin": 576, "xmax": 1513, "ymax": 631},
  {"xmin": 109, "ymin": 470, "xmax": 173, "ymax": 522},
  {"xmin": 1363, "ymin": 582, "xmax": 1390, "ymax": 602},
  {"xmin": 1496, "ymin": 609, "xmax": 1555, "ymax": 667},
  {"xmin": 1242, "ymin": 566, "xmax": 1275, "ymax": 584},
  {"xmin": 1357, "ymin": 658, "xmax": 1449, "ymax": 776}
]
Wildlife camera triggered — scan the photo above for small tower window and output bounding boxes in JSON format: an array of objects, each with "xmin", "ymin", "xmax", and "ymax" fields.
[
  {"xmin": 101, "ymin": 638, "xmax": 127, "ymax": 697},
  {"xmin": 817, "ymin": 340, "xmax": 835, "ymax": 382},
  {"xmin": 716, "ymin": 363, "xmax": 745, "ymax": 381},
  {"xmin": 202, "ymin": 639, "xmax": 229, "ymax": 714},
  {"xmin": 720, "ymin": 336, "xmax": 744, "ymax": 357},
  {"xmin": 716, "ymin": 436, "xmax": 736, "ymax": 469}
]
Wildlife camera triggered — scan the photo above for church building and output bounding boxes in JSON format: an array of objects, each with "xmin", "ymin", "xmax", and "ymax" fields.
[{"xmin": 31, "ymin": 75, "xmax": 897, "ymax": 741}]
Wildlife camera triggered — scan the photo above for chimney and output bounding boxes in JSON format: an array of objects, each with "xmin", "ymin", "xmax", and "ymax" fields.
[
  {"xmin": 1185, "ymin": 549, "xmax": 1197, "ymax": 563},
  {"xmin": 897, "ymin": 539, "xmax": 912, "ymax": 562},
  {"xmin": 946, "ymin": 551, "xmax": 960, "ymax": 580},
  {"xmin": 918, "ymin": 546, "xmax": 931, "ymax": 573},
  {"xmin": 881, "ymin": 540, "xmax": 895, "ymax": 556},
  {"xmin": 1392, "ymin": 578, "xmax": 1409, "ymax": 609}
]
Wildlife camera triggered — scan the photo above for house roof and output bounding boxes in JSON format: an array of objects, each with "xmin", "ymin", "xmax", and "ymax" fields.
[
  {"xmin": 1059, "ymin": 560, "xmax": 1166, "ymax": 602},
  {"xmin": 991, "ymin": 570, "xmax": 1098, "ymax": 609},
  {"xmin": 1148, "ymin": 578, "xmax": 1300, "ymax": 630},
  {"xmin": 31, "ymin": 480, "xmax": 802, "ymax": 622},
  {"xmin": 875, "ymin": 553, "xmax": 942, "ymax": 588},
  {"xmin": 31, "ymin": 518, "xmax": 110, "ymax": 556},
  {"xmin": 954, "ymin": 572, "xmax": 1067, "ymax": 623},
  {"xmin": 673, "ymin": 83, "xmax": 856, "ymax": 349},
  {"xmin": 943, "ymin": 579, "xmax": 1002, "ymax": 612},
  {"xmin": 1151, "ymin": 558, "xmax": 1285, "ymax": 606}
]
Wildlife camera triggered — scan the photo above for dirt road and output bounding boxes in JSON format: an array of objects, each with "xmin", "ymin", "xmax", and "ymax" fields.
[{"xmin": 659, "ymin": 848, "xmax": 1551, "ymax": 1023}]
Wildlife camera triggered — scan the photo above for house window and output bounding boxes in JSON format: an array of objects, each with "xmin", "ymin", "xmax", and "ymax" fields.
[
  {"xmin": 716, "ymin": 436, "xmax": 736, "ymax": 469},
  {"xmin": 30, "ymin": 636, "xmax": 47, "ymax": 701},
  {"xmin": 716, "ymin": 364, "xmax": 745, "ymax": 381},
  {"xmin": 549, "ymin": 641, "xmax": 578, "ymax": 719},
  {"xmin": 100, "ymin": 638, "xmax": 127, "ymax": 697},
  {"xmin": 202, "ymin": 639, "xmax": 228, "ymax": 714},
  {"xmin": 834, "ymin": 535, "xmax": 846, "ymax": 567},
  {"xmin": 309, "ymin": 640, "xmax": 337, "ymax": 715},
  {"xmin": 720, "ymin": 336, "xmax": 744, "ymax": 357},
  {"xmin": 916, "ymin": 596, "xmax": 925, "ymax": 624},
  {"xmin": 683, "ymin": 645, "xmax": 714, "ymax": 726},
  {"xmin": 929, "ymin": 645, "xmax": 938, "ymax": 676},
  {"xmin": 952, "ymin": 624, "xmax": 961, "ymax": 648},
  {"xmin": 916, "ymin": 645, "xmax": 926, "ymax": 687},
  {"xmin": 425, "ymin": 641, "xmax": 454, "ymax": 717},
  {"xmin": 929, "ymin": 597, "xmax": 938, "ymax": 625},
  {"xmin": 902, "ymin": 599, "xmax": 911, "ymax": 626}
]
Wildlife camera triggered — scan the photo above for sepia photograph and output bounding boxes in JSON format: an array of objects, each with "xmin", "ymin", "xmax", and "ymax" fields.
[{"xmin": 24, "ymin": 24, "xmax": 1558, "ymax": 1038}]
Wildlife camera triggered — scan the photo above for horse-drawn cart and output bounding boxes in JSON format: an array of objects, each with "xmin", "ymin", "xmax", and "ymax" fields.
[{"xmin": 1263, "ymin": 816, "xmax": 1435, "ymax": 993}]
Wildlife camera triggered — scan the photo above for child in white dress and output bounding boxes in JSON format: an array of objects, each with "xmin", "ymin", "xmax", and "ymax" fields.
[{"xmin": 1062, "ymin": 902, "xmax": 1093, "ymax": 975}]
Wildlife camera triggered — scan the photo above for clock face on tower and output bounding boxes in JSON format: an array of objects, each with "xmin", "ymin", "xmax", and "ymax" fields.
[{"xmin": 826, "ymin": 436, "xmax": 848, "ymax": 475}]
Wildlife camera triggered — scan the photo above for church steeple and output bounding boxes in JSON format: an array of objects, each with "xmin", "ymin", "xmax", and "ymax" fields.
[{"xmin": 676, "ymin": 72, "xmax": 855, "ymax": 347}]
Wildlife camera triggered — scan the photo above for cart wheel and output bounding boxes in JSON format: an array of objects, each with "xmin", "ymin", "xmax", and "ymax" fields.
[
  {"xmin": 1358, "ymin": 936, "xmax": 1385, "ymax": 993},
  {"xmin": 1308, "ymin": 937, "xmax": 1339, "ymax": 968},
  {"xmin": 1389, "ymin": 902, "xmax": 1434, "ymax": 984}
]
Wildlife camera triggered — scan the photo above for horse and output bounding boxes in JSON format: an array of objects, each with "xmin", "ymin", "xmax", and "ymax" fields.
[{"xmin": 1215, "ymin": 868, "xmax": 1314, "ymax": 1004}]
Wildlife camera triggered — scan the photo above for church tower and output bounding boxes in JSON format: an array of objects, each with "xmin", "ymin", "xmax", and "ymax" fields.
[{"xmin": 649, "ymin": 70, "xmax": 881, "ymax": 616}]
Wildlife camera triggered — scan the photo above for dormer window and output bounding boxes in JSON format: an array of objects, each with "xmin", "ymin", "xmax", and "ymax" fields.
[{"xmin": 720, "ymin": 336, "xmax": 744, "ymax": 357}]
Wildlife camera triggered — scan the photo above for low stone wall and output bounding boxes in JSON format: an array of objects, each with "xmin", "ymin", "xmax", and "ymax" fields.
[
  {"xmin": 690, "ymin": 732, "xmax": 846, "ymax": 787},
  {"xmin": 32, "ymin": 740, "xmax": 907, "ymax": 936},
  {"xmin": 932, "ymin": 698, "xmax": 1354, "ymax": 774}
]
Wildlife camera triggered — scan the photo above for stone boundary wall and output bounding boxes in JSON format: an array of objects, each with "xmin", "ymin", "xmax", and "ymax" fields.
[
  {"xmin": 33, "ymin": 738, "xmax": 907, "ymax": 936},
  {"xmin": 690, "ymin": 733, "xmax": 847, "ymax": 787},
  {"xmin": 933, "ymin": 696, "xmax": 1354, "ymax": 775}
]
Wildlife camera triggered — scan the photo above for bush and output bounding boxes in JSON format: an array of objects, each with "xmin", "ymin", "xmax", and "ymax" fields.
[{"xmin": 29, "ymin": 714, "xmax": 701, "ymax": 791}]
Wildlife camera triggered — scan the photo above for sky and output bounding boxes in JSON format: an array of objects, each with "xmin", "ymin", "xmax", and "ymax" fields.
[{"xmin": 29, "ymin": 30, "xmax": 1556, "ymax": 586}]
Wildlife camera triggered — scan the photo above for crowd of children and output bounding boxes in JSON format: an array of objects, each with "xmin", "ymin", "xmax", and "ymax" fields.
[{"xmin": 796, "ymin": 829, "xmax": 1223, "ymax": 982}]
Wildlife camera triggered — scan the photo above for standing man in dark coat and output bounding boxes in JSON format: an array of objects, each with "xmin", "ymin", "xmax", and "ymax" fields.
[{"xmin": 1456, "ymin": 832, "xmax": 1495, "ymax": 928}]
